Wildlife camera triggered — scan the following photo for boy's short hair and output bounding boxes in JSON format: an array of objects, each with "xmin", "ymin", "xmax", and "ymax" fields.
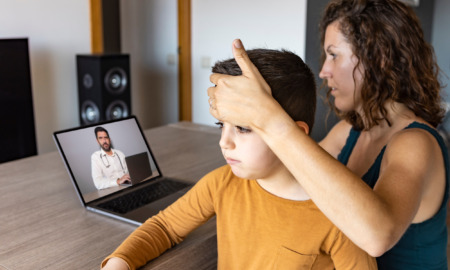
[{"xmin": 212, "ymin": 49, "xmax": 316, "ymax": 131}]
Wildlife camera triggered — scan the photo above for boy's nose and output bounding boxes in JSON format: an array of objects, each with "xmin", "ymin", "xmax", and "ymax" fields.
[{"xmin": 219, "ymin": 128, "xmax": 235, "ymax": 150}]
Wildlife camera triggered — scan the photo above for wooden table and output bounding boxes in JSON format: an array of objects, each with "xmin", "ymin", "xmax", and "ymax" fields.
[{"xmin": 0, "ymin": 122, "xmax": 224, "ymax": 270}]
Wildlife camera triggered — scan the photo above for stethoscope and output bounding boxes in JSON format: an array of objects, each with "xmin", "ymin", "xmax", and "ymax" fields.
[{"xmin": 100, "ymin": 152, "xmax": 125, "ymax": 174}]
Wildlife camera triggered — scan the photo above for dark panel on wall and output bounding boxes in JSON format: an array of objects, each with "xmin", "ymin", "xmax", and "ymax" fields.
[
  {"xmin": 305, "ymin": 0, "xmax": 339, "ymax": 142},
  {"xmin": 412, "ymin": 0, "xmax": 435, "ymax": 44},
  {"xmin": 102, "ymin": 0, "xmax": 121, "ymax": 53},
  {"xmin": 0, "ymin": 38, "xmax": 37, "ymax": 163}
]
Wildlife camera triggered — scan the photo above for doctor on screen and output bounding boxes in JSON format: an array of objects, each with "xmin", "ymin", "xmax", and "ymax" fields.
[{"xmin": 91, "ymin": 126, "xmax": 130, "ymax": 190}]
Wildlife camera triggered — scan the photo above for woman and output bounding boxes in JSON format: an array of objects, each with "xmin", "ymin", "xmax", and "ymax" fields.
[{"xmin": 208, "ymin": 0, "xmax": 448, "ymax": 269}]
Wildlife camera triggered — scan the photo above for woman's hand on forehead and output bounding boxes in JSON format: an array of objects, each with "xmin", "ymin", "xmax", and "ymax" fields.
[{"xmin": 208, "ymin": 39, "xmax": 272, "ymax": 129}]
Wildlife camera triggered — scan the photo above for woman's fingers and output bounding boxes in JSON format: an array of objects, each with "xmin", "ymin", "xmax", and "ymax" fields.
[
  {"xmin": 208, "ymin": 39, "xmax": 273, "ymax": 125},
  {"xmin": 209, "ymin": 39, "xmax": 257, "ymax": 85},
  {"xmin": 231, "ymin": 39, "xmax": 254, "ymax": 78},
  {"xmin": 209, "ymin": 72, "xmax": 230, "ymax": 86}
]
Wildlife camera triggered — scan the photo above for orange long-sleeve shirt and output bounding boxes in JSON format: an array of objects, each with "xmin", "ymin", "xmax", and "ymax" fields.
[{"xmin": 102, "ymin": 165, "xmax": 376, "ymax": 269}]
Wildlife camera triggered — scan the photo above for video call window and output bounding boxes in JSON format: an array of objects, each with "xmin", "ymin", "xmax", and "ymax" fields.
[{"xmin": 54, "ymin": 117, "xmax": 160, "ymax": 203}]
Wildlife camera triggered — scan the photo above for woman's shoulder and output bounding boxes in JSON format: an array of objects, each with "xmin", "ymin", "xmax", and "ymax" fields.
[
  {"xmin": 383, "ymin": 121, "xmax": 443, "ymax": 167},
  {"xmin": 319, "ymin": 120, "xmax": 353, "ymax": 158},
  {"xmin": 381, "ymin": 122, "xmax": 447, "ymax": 224},
  {"xmin": 388, "ymin": 122, "xmax": 440, "ymax": 150}
]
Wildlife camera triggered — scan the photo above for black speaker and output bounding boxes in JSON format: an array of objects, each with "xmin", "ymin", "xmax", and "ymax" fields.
[
  {"xmin": 76, "ymin": 54, "xmax": 131, "ymax": 125},
  {"xmin": 0, "ymin": 38, "xmax": 37, "ymax": 163}
]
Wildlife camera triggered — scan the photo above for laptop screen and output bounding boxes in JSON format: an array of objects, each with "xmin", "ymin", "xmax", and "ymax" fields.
[{"xmin": 53, "ymin": 116, "xmax": 161, "ymax": 204}]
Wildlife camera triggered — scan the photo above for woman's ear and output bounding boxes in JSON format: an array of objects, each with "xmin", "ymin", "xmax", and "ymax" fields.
[{"xmin": 295, "ymin": 121, "xmax": 309, "ymax": 135}]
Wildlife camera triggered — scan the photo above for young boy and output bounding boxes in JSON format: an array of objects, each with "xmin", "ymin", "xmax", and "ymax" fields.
[{"xmin": 102, "ymin": 49, "xmax": 376, "ymax": 269}]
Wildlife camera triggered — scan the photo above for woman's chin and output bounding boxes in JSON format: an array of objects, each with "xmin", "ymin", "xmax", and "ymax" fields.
[{"xmin": 334, "ymin": 102, "xmax": 352, "ymax": 113}]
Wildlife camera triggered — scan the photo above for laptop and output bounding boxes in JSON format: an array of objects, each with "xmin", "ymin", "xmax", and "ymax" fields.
[
  {"xmin": 124, "ymin": 152, "xmax": 153, "ymax": 185},
  {"xmin": 53, "ymin": 116, "xmax": 191, "ymax": 225}
]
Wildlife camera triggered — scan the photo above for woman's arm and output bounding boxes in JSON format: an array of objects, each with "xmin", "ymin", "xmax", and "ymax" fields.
[
  {"xmin": 258, "ymin": 117, "xmax": 439, "ymax": 256},
  {"xmin": 209, "ymin": 40, "xmax": 441, "ymax": 257}
]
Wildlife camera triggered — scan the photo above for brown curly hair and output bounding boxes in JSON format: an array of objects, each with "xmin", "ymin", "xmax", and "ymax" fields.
[{"xmin": 319, "ymin": 0, "xmax": 444, "ymax": 130}]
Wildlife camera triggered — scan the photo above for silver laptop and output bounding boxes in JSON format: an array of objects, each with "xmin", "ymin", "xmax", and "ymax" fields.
[{"xmin": 53, "ymin": 116, "xmax": 191, "ymax": 225}]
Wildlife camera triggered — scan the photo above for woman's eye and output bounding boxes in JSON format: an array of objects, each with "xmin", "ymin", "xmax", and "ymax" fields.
[
  {"xmin": 326, "ymin": 49, "xmax": 336, "ymax": 60},
  {"xmin": 215, "ymin": 121, "xmax": 224, "ymax": 129},
  {"xmin": 236, "ymin": 126, "xmax": 251, "ymax": 133}
]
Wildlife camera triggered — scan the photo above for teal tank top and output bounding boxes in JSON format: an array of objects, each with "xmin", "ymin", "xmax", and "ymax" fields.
[{"xmin": 337, "ymin": 122, "xmax": 449, "ymax": 269}]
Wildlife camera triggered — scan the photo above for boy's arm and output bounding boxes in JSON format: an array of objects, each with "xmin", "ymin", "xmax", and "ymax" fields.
[
  {"xmin": 101, "ymin": 257, "xmax": 129, "ymax": 270},
  {"xmin": 101, "ymin": 168, "xmax": 222, "ymax": 270},
  {"xmin": 329, "ymin": 231, "xmax": 378, "ymax": 270}
]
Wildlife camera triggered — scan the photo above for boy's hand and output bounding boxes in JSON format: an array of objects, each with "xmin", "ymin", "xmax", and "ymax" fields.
[{"xmin": 102, "ymin": 257, "xmax": 129, "ymax": 270}]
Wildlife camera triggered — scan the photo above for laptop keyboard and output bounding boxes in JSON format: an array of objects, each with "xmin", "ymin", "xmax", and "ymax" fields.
[{"xmin": 97, "ymin": 180, "xmax": 190, "ymax": 214}]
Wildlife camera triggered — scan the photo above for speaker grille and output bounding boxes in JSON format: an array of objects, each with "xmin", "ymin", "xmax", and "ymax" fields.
[
  {"xmin": 83, "ymin": 73, "xmax": 94, "ymax": 89},
  {"xmin": 81, "ymin": 100, "xmax": 100, "ymax": 125},
  {"xmin": 104, "ymin": 67, "xmax": 127, "ymax": 94},
  {"xmin": 106, "ymin": 100, "xmax": 129, "ymax": 120}
]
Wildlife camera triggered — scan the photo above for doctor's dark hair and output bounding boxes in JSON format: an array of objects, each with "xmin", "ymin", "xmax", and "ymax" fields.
[
  {"xmin": 319, "ymin": 0, "xmax": 444, "ymax": 130},
  {"xmin": 94, "ymin": 126, "xmax": 110, "ymax": 139},
  {"xmin": 212, "ymin": 49, "xmax": 316, "ymax": 132}
]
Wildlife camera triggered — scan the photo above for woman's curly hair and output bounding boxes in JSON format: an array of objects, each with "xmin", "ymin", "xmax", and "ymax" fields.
[{"xmin": 319, "ymin": 0, "xmax": 444, "ymax": 130}]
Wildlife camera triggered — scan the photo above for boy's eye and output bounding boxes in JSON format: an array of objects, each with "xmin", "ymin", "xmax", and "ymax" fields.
[
  {"xmin": 236, "ymin": 126, "xmax": 251, "ymax": 133},
  {"xmin": 215, "ymin": 121, "xmax": 224, "ymax": 129}
]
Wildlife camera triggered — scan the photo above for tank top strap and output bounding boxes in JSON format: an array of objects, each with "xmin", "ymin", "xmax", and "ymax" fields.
[{"xmin": 337, "ymin": 128, "xmax": 360, "ymax": 165}]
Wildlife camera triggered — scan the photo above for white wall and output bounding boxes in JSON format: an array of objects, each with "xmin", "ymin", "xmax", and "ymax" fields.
[
  {"xmin": 191, "ymin": 0, "xmax": 307, "ymax": 126},
  {"xmin": 120, "ymin": 0, "xmax": 179, "ymax": 130},
  {"xmin": 0, "ymin": 0, "xmax": 91, "ymax": 154}
]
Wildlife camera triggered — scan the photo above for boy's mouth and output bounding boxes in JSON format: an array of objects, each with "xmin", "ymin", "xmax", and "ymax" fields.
[{"xmin": 225, "ymin": 156, "xmax": 240, "ymax": 165}]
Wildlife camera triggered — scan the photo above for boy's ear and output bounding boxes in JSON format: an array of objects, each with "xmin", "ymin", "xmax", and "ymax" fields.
[{"xmin": 295, "ymin": 121, "xmax": 309, "ymax": 135}]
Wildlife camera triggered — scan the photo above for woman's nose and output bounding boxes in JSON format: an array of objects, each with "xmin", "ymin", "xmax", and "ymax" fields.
[{"xmin": 319, "ymin": 62, "xmax": 331, "ymax": 79}]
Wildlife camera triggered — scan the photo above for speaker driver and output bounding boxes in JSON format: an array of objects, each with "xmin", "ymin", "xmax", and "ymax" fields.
[
  {"xmin": 81, "ymin": 100, "xmax": 100, "ymax": 125},
  {"xmin": 104, "ymin": 67, "xmax": 127, "ymax": 94},
  {"xmin": 83, "ymin": 73, "xmax": 93, "ymax": 89},
  {"xmin": 106, "ymin": 100, "xmax": 129, "ymax": 120}
]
